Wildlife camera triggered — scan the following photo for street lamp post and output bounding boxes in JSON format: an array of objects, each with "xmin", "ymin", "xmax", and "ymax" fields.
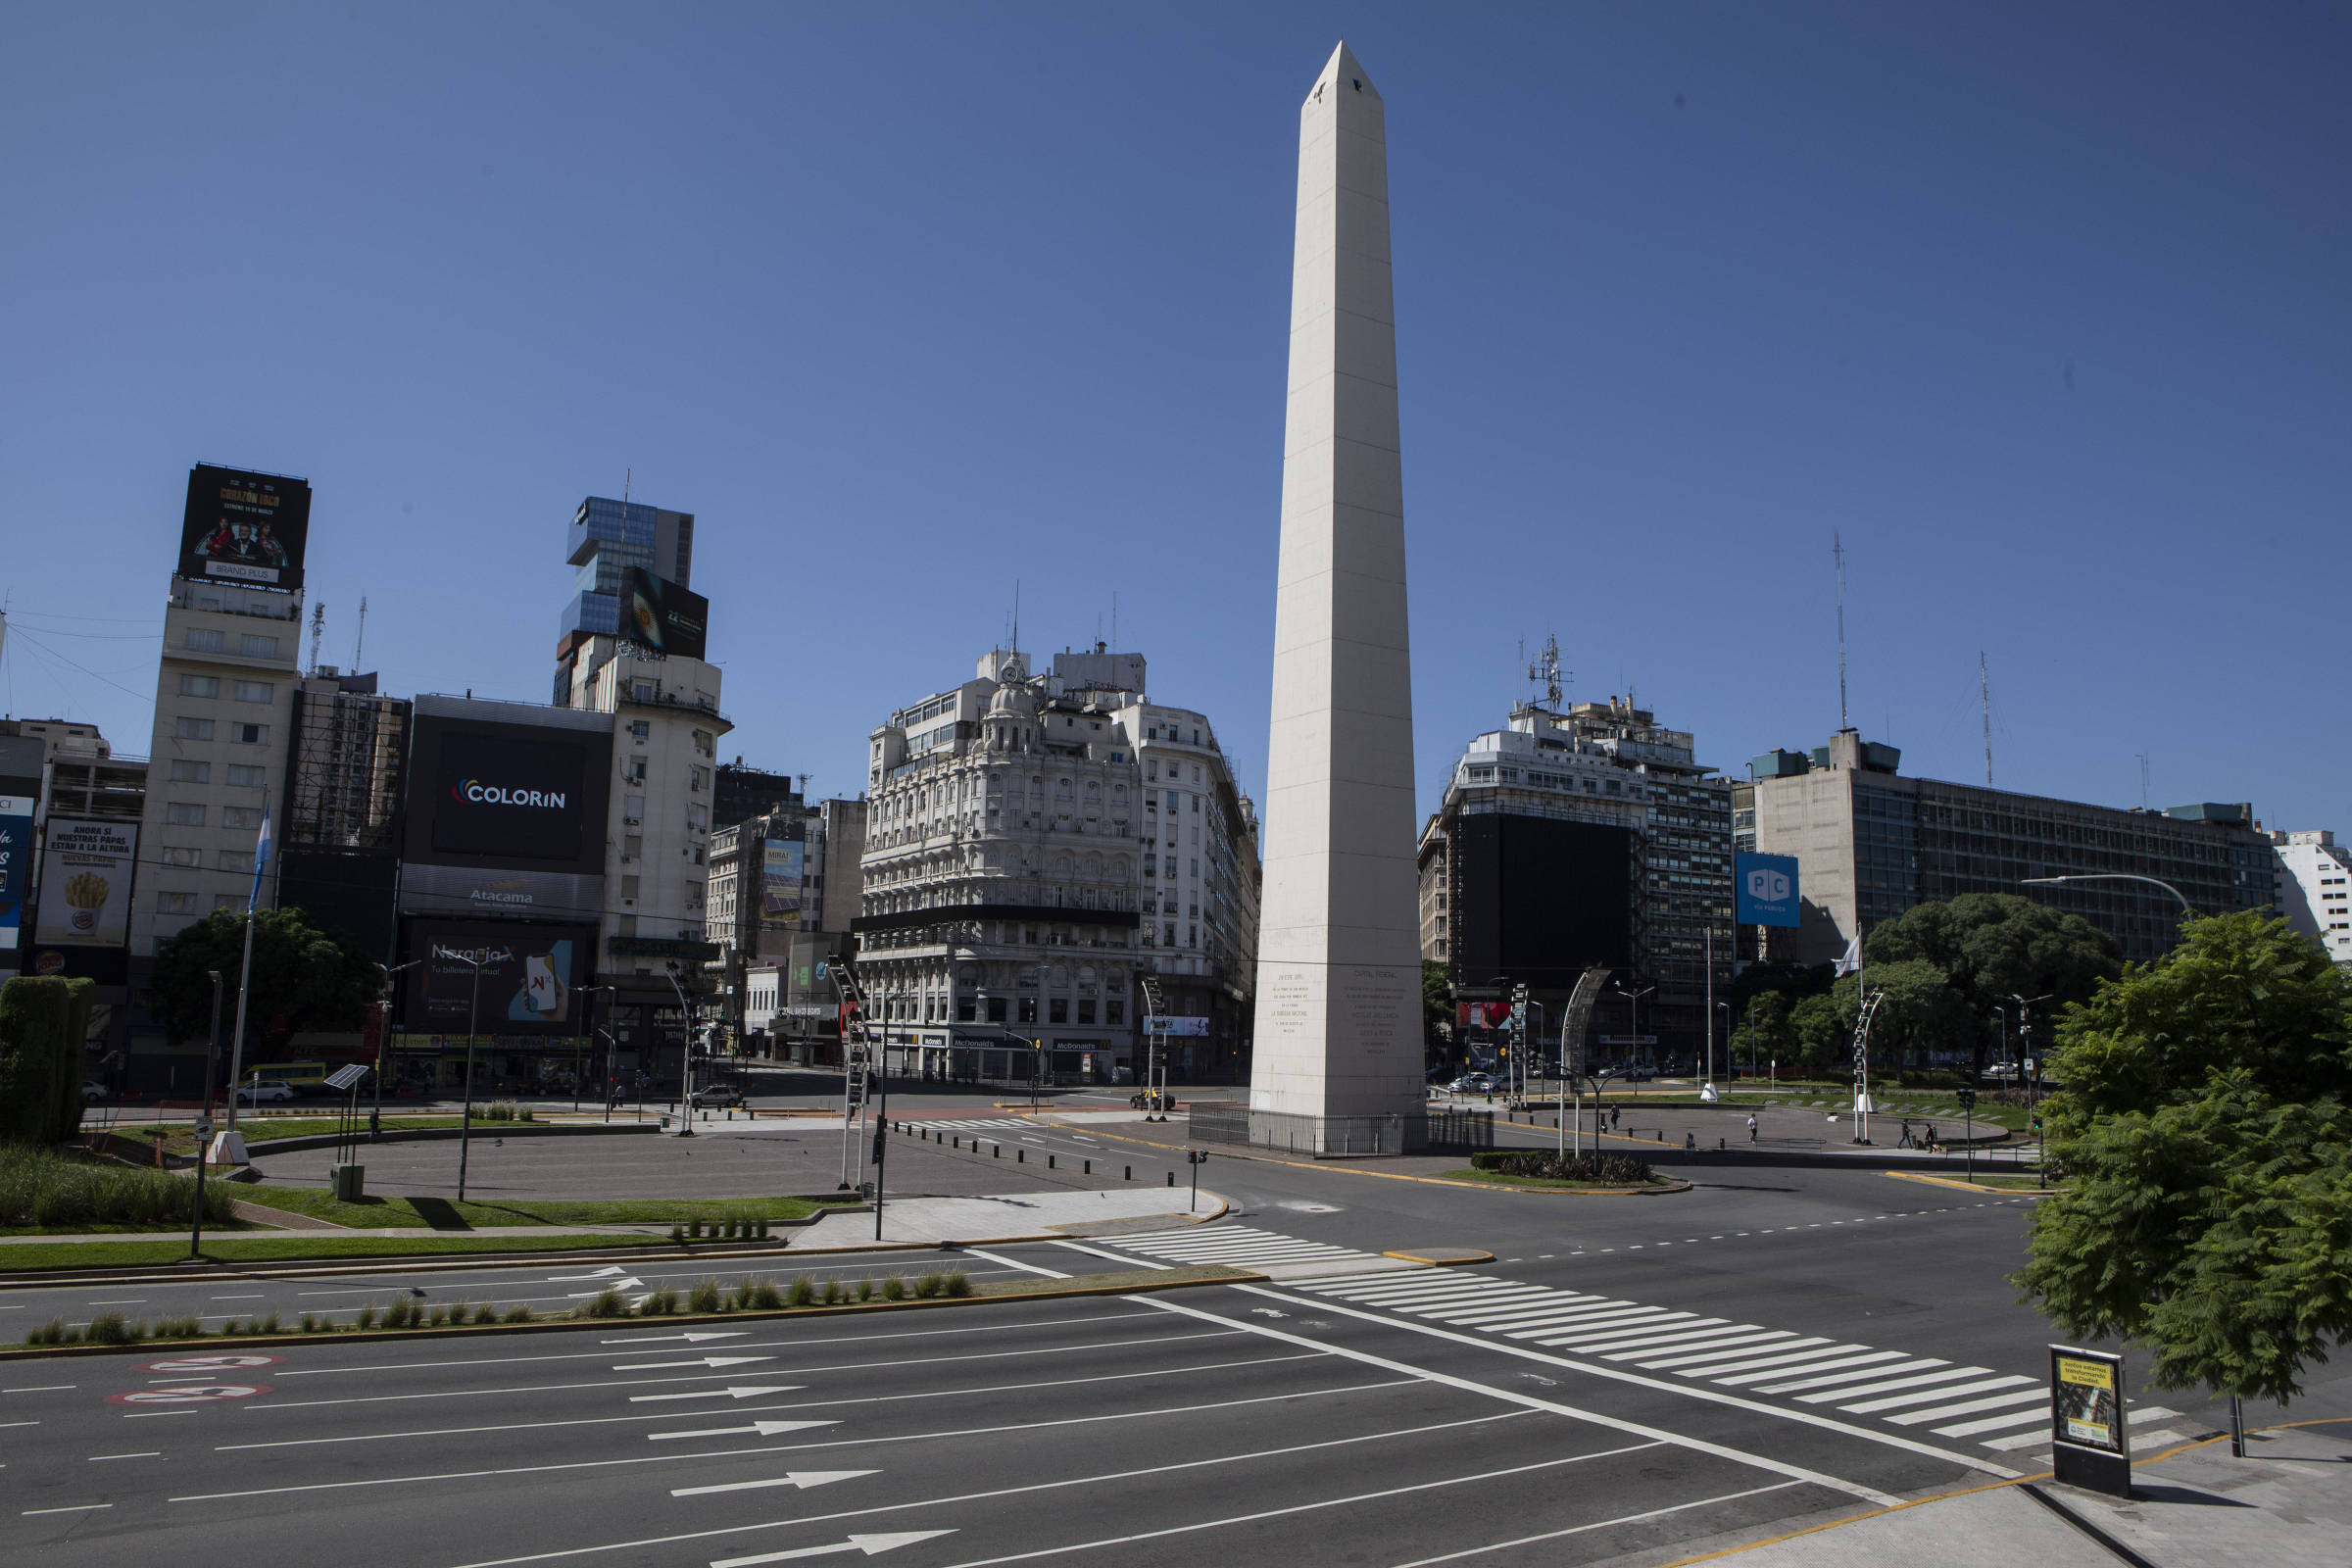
[
  {"xmin": 664, "ymin": 960, "xmax": 697, "ymax": 1137},
  {"xmin": 371, "ymin": 959, "xmax": 422, "ymax": 1143},
  {"xmin": 1610, "ymin": 984, "xmax": 1654, "ymax": 1093},
  {"xmin": 191, "ymin": 970, "xmax": 224, "ymax": 1258},
  {"xmin": 1716, "ymin": 1002, "xmax": 1733, "ymax": 1087},
  {"xmin": 575, "ymin": 986, "xmax": 613, "ymax": 1121},
  {"xmin": 430, "ymin": 944, "xmax": 490, "ymax": 1203}
]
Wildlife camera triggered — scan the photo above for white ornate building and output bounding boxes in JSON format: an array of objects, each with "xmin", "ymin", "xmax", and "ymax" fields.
[{"xmin": 857, "ymin": 647, "xmax": 1259, "ymax": 1084}]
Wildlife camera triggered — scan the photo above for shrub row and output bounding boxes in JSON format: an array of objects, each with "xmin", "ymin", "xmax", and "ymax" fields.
[
  {"xmin": 669, "ymin": 1212, "xmax": 772, "ymax": 1242},
  {"xmin": 469, "ymin": 1102, "xmax": 535, "ymax": 1123},
  {"xmin": 0, "ymin": 1144, "xmax": 235, "ymax": 1229},
  {"xmin": 1467, "ymin": 1150, "xmax": 1663, "ymax": 1185}
]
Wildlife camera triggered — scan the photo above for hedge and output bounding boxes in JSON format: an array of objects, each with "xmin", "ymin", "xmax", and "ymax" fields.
[
  {"xmin": 0, "ymin": 977, "xmax": 93, "ymax": 1146},
  {"xmin": 1467, "ymin": 1149, "xmax": 1663, "ymax": 1185}
]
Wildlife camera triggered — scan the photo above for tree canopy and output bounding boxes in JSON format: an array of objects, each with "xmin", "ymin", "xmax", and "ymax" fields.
[
  {"xmin": 2016, "ymin": 911, "xmax": 2352, "ymax": 1403},
  {"xmin": 1829, "ymin": 960, "xmax": 1979, "ymax": 1070},
  {"xmin": 147, "ymin": 905, "xmax": 380, "ymax": 1054},
  {"xmin": 1868, "ymin": 893, "xmax": 2119, "ymax": 1025}
]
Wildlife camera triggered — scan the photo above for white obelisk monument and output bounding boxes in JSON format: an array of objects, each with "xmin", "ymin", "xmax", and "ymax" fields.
[{"xmin": 1248, "ymin": 43, "xmax": 1424, "ymax": 1149}]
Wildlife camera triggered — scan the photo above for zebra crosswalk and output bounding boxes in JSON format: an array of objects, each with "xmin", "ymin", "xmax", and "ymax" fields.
[
  {"xmin": 904, "ymin": 1117, "xmax": 1038, "ymax": 1133},
  {"xmin": 1245, "ymin": 1260, "xmax": 2202, "ymax": 1463},
  {"xmin": 1096, "ymin": 1225, "xmax": 1398, "ymax": 1274}
]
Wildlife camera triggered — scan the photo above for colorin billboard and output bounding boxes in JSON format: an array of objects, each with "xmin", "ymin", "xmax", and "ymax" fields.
[
  {"xmin": 1736, "ymin": 852, "xmax": 1800, "ymax": 928},
  {"xmin": 0, "ymin": 794, "xmax": 32, "ymax": 952},
  {"xmin": 179, "ymin": 464, "xmax": 311, "ymax": 591},
  {"xmin": 405, "ymin": 919, "xmax": 595, "ymax": 1036},
  {"xmin": 33, "ymin": 819, "xmax": 139, "ymax": 948},
  {"xmin": 429, "ymin": 730, "xmax": 592, "ymax": 863},
  {"xmin": 621, "ymin": 567, "xmax": 709, "ymax": 661}
]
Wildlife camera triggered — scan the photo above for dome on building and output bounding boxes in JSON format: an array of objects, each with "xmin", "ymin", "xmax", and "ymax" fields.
[{"xmin": 987, "ymin": 680, "xmax": 1035, "ymax": 719}]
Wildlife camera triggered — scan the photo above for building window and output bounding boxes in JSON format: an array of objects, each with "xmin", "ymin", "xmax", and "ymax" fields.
[
  {"xmin": 222, "ymin": 807, "xmax": 264, "ymax": 830},
  {"xmin": 234, "ymin": 680, "xmax": 273, "ymax": 703},
  {"xmin": 180, "ymin": 675, "xmax": 220, "ymax": 699},
  {"xmin": 219, "ymin": 850, "xmax": 253, "ymax": 873},
  {"xmin": 957, "ymin": 997, "xmax": 977, "ymax": 1022},
  {"xmin": 230, "ymin": 722, "xmax": 269, "ymax": 745},
  {"xmin": 166, "ymin": 803, "xmax": 206, "ymax": 826},
  {"xmin": 169, "ymin": 760, "xmax": 211, "ymax": 784},
  {"xmin": 174, "ymin": 716, "xmax": 216, "ymax": 741},
  {"xmin": 625, "ymin": 758, "xmax": 647, "ymax": 783},
  {"xmin": 162, "ymin": 847, "xmax": 201, "ymax": 867},
  {"xmin": 632, "ymin": 680, "xmax": 656, "ymax": 702},
  {"xmin": 1050, "ymin": 998, "xmax": 1068, "ymax": 1024},
  {"xmin": 629, "ymin": 721, "xmax": 650, "ymax": 744},
  {"xmin": 183, "ymin": 628, "xmax": 225, "ymax": 653},
  {"xmin": 1017, "ymin": 997, "xmax": 1038, "ymax": 1025},
  {"xmin": 1077, "ymin": 999, "xmax": 1096, "ymax": 1025},
  {"xmin": 688, "ymin": 804, "xmax": 709, "ymax": 832},
  {"xmin": 226, "ymin": 764, "xmax": 266, "ymax": 789},
  {"xmin": 988, "ymin": 997, "xmax": 1007, "ymax": 1023},
  {"xmin": 157, "ymin": 891, "xmax": 197, "ymax": 914},
  {"xmin": 239, "ymin": 634, "xmax": 279, "ymax": 658},
  {"xmin": 213, "ymin": 894, "xmax": 244, "ymax": 911}
]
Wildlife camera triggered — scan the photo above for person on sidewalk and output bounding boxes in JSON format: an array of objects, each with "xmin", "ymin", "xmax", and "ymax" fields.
[{"xmin": 1746, "ymin": 1113, "xmax": 1758, "ymax": 1143}]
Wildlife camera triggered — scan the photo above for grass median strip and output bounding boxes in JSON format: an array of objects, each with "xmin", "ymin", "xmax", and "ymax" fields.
[
  {"xmin": 1435, "ymin": 1170, "xmax": 1671, "ymax": 1192},
  {"xmin": 0, "ymin": 1232, "xmax": 724, "ymax": 1272},
  {"xmin": 228, "ymin": 1187, "xmax": 851, "ymax": 1230}
]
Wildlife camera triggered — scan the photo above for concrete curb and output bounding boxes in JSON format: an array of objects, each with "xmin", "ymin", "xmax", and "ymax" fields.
[
  {"xmin": 1885, "ymin": 1170, "xmax": 2059, "ymax": 1196},
  {"xmin": 237, "ymin": 1120, "xmax": 665, "ymax": 1157},
  {"xmin": 1045, "ymin": 1118, "xmax": 1690, "ymax": 1197},
  {"xmin": 0, "ymin": 1263, "xmax": 1267, "ymax": 1361}
]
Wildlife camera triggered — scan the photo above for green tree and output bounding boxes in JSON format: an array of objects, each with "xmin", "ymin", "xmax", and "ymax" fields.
[
  {"xmin": 1788, "ymin": 994, "xmax": 1843, "ymax": 1076},
  {"xmin": 147, "ymin": 905, "xmax": 379, "ymax": 1056},
  {"xmin": 2016, "ymin": 911, "xmax": 2352, "ymax": 1403},
  {"xmin": 1829, "ymin": 960, "xmax": 1979, "ymax": 1074},
  {"xmin": 0, "ymin": 976, "xmax": 97, "ymax": 1144},
  {"xmin": 1866, "ymin": 894, "xmax": 2121, "ymax": 1072},
  {"xmin": 1737, "ymin": 992, "xmax": 1794, "ymax": 1074},
  {"xmin": 1422, "ymin": 960, "xmax": 1454, "ymax": 1064}
]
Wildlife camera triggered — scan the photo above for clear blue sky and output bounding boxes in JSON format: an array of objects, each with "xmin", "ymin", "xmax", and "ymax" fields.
[{"xmin": 5, "ymin": 3, "xmax": 2346, "ymax": 837}]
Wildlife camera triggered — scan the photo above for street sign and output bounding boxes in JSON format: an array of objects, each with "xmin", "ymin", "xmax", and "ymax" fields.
[
  {"xmin": 107, "ymin": 1383, "xmax": 271, "ymax": 1404},
  {"xmin": 141, "ymin": 1353, "xmax": 282, "ymax": 1374}
]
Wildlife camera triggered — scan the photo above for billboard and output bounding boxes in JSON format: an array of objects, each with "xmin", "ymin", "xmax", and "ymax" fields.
[
  {"xmin": 1143, "ymin": 1015, "xmax": 1210, "ymax": 1037},
  {"xmin": 32, "ymin": 819, "xmax": 139, "ymax": 948},
  {"xmin": 1736, "ymin": 853, "xmax": 1801, "ymax": 928},
  {"xmin": 429, "ymin": 730, "xmax": 593, "ymax": 863},
  {"xmin": 179, "ymin": 465, "xmax": 311, "ymax": 591},
  {"xmin": 399, "ymin": 862, "xmax": 604, "ymax": 920},
  {"xmin": 405, "ymin": 919, "xmax": 595, "ymax": 1036},
  {"xmin": 0, "ymin": 794, "xmax": 31, "ymax": 952},
  {"xmin": 760, "ymin": 831, "xmax": 805, "ymax": 931},
  {"xmin": 621, "ymin": 567, "xmax": 709, "ymax": 661},
  {"xmin": 1453, "ymin": 816, "xmax": 1635, "ymax": 991}
]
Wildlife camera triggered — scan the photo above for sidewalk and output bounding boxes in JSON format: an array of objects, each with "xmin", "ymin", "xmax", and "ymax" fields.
[
  {"xmin": 791, "ymin": 1187, "xmax": 1226, "ymax": 1247},
  {"xmin": 1701, "ymin": 1423, "xmax": 2350, "ymax": 1566}
]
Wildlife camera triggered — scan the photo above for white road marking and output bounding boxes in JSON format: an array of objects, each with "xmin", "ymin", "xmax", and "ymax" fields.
[
  {"xmin": 612, "ymin": 1357, "xmax": 773, "ymax": 1371},
  {"xmin": 632, "ymin": 1386, "xmax": 805, "ymax": 1403},
  {"xmin": 1886, "ymin": 1388, "xmax": 2045, "ymax": 1425},
  {"xmin": 1796, "ymin": 1367, "xmax": 1990, "ymax": 1405},
  {"xmin": 1380, "ymin": 1483, "xmax": 1805, "ymax": 1567},
  {"xmin": 89, "ymin": 1451, "xmax": 162, "ymax": 1460},
  {"xmin": 671, "ymin": 1469, "xmax": 878, "ymax": 1497},
  {"xmin": 650, "ymin": 1420, "xmax": 836, "ymax": 1442},
  {"xmin": 24, "ymin": 1504, "xmax": 113, "ymax": 1515},
  {"xmin": 1932, "ymin": 1404, "xmax": 2052, "ymax": 1438},
  {"xmin": 1756, "ymin": 1357, "xmax": 1947, "ymax": 1395},
  {"xmin": 124, "ymin": 1411, "xmax": 197, "ymax": 1419},
  {"xmin": 711, "ymin": 1529, "xmax": 955, "ymax": 1564},
  {"xmin": 602, "ymin": 1333, "xmax": 748, "ymax": 1345}
]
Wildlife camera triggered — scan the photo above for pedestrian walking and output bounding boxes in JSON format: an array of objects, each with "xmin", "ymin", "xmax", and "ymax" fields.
[
  {"xmin": 1609, "ymin": 1102, "xmax": 1621, "ymax": 1132},
  {"xmin": 1897, "ymin": 1117, "xmax": 1916, "ymax": 1150},
  {"xmin": 1745, "ymin": 1113, "xmax": 1758, "ymax": 1143}
]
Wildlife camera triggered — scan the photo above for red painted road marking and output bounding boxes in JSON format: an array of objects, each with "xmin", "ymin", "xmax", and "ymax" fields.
[
  {"xmin": 140, "ymin": 1354, "xmax": 283, "ymax": 1374},
  {"xmin": 107, "ymin": 1384, "xmax": 271, "ymax": 1405}
]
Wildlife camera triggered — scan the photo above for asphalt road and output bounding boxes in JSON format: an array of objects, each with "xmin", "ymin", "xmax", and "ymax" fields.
[{"xmin": 6, "ymin": 1262, "xmax": 2002, "ymax": 1568}]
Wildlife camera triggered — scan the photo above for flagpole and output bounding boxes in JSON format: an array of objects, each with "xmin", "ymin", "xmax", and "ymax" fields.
[{"xmin": 222, "ymin": 811, "xmax": 270, "ymax": 1136}]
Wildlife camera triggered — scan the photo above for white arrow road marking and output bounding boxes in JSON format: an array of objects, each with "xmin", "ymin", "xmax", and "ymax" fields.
[
  {"xmin": 712, "ymin": 1532, "xmax": 954, "ymax": 1566},
  {"xmin": 612, "ymin": 1357, "xmax": 774, "ymax": 1371},
  {"xmin": 569, "ymin": 1279, "xmax": 645, "ymax": 1298},
  {"xmin": 648, "ymin": 1419, "xmax": 837, "ymax": 1443},
  {"xmin": 602, "ymin": 1333, "xmax": 749, "ymax": 1345},
  {"xmin": 548, "ymin": 1266, "xmax": 632, "ymax": 1282},
  {"xmin": 671, "ymin": 1470, "xmax": 876, "ymax": 1497},
  {"xmin": 631, "ymin": 1386, "xmax": 802, "ymax": 1403}
]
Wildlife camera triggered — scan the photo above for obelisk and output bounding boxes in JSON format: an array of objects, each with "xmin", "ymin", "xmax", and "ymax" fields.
[{"xmin": 1249, "ymin": 42, "xmax": 1423, "ymax": 1149}]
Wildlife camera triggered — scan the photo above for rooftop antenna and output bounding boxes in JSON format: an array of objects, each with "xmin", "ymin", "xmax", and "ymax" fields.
[
  {"xmin": 1835, "ymin": 532, "xmax": 1850, "ymax": 732},
  {"xmin": 1527, "ymin": 634, "xmax": 1565, "ymax": 711},
  {"xmin": 1981, "ymin": 652, "xmax": 1994, "ymax": 786},
  {"xmin": 308, "ymin": 601, "xmax": 326, "ymax": 675},
  {"xmin": 1110, "ymin": 591, "xmax": 1118, "ymax": 652},
  {"xmin": 352, "ymin": 595, "xmax": 368, "ymax": 669},
  {"xmin": 1010, "ymin": 580, "xmax": 1020, "ymax": 657},
  {"xmin": 798, "ymin": 772, "xmax": 811, "ymax": 800},
  {"xmin": 2137, "ymin": 753, "xmax": 2151, "ymax": 810},
  {"xmin": 623, "ymin": 466, "xmax": 631, "ymax": 509}
]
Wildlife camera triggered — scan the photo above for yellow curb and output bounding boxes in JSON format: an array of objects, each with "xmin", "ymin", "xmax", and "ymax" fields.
[
  {"xmin": 1384, "ymin": 1248, "xmax": 1493, "ymax": 1266},
  {"xmin": 1651, "ymin": 1471, "xmax": 2057, "ymax": 1566},
  {"xmin": 1885, "ymin": 1171, "xmax": 2057, "ymax": 1196}
]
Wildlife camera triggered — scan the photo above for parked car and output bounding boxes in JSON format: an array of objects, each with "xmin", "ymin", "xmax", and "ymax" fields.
[
  {"xmin": 82, "ymin": 1080, "xmax": 108, "ymax": 1104},
  {"xmin": 690, "ymin": 1083, "xmax": 746, "ymax": 1108},
  {"xmin": 234, "ymin": 1080, "xmax": 298, "ymax": 1103},
  {"xmin": 1447, "ymin": 1072, "xmax": 1496, "ymax": 1095}
]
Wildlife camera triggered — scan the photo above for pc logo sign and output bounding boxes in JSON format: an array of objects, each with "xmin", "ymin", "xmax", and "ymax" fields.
[{"xmin": 1736, "ymin": 853, "xmax": 1800, "ymax": 928}]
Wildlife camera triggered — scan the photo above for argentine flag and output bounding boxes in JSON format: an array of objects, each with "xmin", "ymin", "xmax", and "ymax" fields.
[{"xmin": 249, "ymin": 809, "xmax": 271, "ymax": 910}]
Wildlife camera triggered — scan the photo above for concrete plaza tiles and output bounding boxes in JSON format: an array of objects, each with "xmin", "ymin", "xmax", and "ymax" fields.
[{"xmin": 1250, "ymin": 42, "xmax": 1423, "ymax": 1129}]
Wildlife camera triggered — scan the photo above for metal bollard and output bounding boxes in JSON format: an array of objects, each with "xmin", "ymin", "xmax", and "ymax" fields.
[
  {"xmin": 1166, "ymin": 1170, "xmax": 1175, "ymax": 1187},
  {"xmin": 1017, "ymin": 1149, "xmax": 1024, "ymax": 1162},
  {"xmin": 1083, "ymin": 1159, "xmax": 1091, "ymax": 1174},
  {"xmin": 993, "ymin": 1143, "xmax": 1001, "ymax": 1157},
  {"xmin": 1047, "ymin": 1153, "xmax": 1054, "ymax": 1169},
  {"xmin": 1125, "ymin": 1165, "xmax": 1133, "ymax": 1181}
]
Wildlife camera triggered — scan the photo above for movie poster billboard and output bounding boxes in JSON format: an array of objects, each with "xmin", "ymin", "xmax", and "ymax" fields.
[
  {"xmin": 179, "ymin": 464, "xmax": 311, "ymax": 591},
  {"xmin": 760, "ymin": 834, "xmax": 805, "ymax": 931},
  {"xmin": 406, "ymin": 920, "xmax": 595, "ymax": 1036},
  {"xmin": 0, "ymin": 794, "xmax": 32, "ymax": 952},
  {"xmin": 32, "ymin": 819, "xmax": 138, "ymax": 949},
  {"xmin": 621, "ymin": 567, "xmax": 709, "ymax": 660}
]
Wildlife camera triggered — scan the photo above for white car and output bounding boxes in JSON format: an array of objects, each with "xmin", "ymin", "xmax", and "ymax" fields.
[
  {"xmin": 82, "ymin": 1081, "xmax": 109, "ymax": 1104},
  {"xmin": 234, "ymin": 1080, "xmax": 297, "ymax": 1103}
]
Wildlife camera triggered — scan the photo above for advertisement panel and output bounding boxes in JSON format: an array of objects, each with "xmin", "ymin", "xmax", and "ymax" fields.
[
  {"xmin": 1143, "ymin": 1015, "xmax": 1211, "ymax": 1037},
  {"xmin": 33, "ymin": 819, "xmax": 138, "ymax": 948},
  {"xmin": 398, "ymin": 863, "xmax": 605, "ymax": 920},
  {"xmin": 620, "ymin": 567, "xmax": 709, "ymax": 661},
  {"xmin": 405, "ymin": 920, "xmax": 595, "ymax": 1036},
  {"xmin": 2047, "ymin": 1344, "xmax": 2132, "ymax": 1496},
  {"xmin": 1736, "ymin": 852, "xmax": 1801, "ymax": 928},
  {"xmin": 179, "ymin": 465, "xmax": 311, "ymax": 591},
  {"xmin": 429, "ymin": 731, "xmax": 591, "ymax": 862},
  {"xmin": 760, "ymin": 835, "xmax": 805, "ymax": 930},
  {"xmin": 0, "ymin": 794, "xmax": 31, "ymax": 951}
]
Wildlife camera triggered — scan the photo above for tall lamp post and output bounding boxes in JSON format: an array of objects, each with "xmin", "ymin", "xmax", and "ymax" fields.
[
  {"xmin": 1610, "ymin": 983, "xmax": 1654, "ymax": 1091},
  {"xmin": 664, "ymin": 960, "xmax": 698, "ymax": 1137},
  {"xmin": 431, "ymin": 943, "xmax": 490, "ymax": 1202},
  {"xmin": 575, "ymin": 985, "xmax": 613, "ymax": 1120},
  {"xmin": 191, "ymin": 970, "xmax": 224, "ymax": 1258},
  {"xmin": 371, "ymin": 959, "xmax": 422, "ymax": 1142},
  {"xmin": 1715, "ymin": 1002, "xmax": 1733, "ymax": 1086}
]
